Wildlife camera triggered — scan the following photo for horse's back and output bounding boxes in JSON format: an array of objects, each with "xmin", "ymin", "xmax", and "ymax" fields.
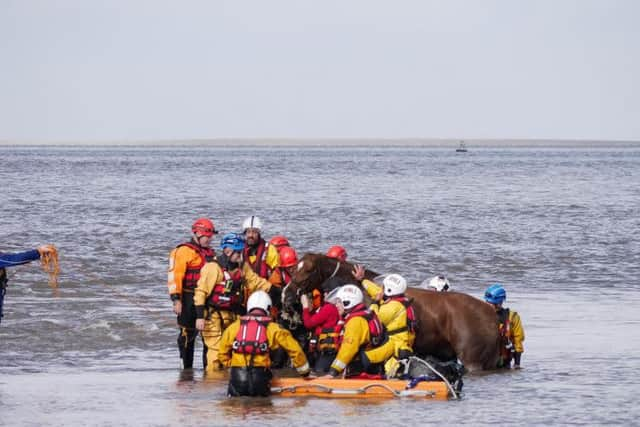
[{"xmin": 406, "ymin": 287, "xmax": 500, "ymax": 371}]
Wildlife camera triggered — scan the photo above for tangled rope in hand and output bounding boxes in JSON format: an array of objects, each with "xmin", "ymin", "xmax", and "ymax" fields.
[{"xmin": 39, "ymin": 245, "xmax": 60, "ymax": 288}]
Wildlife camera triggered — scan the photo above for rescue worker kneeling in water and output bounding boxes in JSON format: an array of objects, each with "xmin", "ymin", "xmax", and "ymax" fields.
[
  {"xmin": 325, "ymin": 284, "xmax": 386, "ymax": 378},
  {"xmin": 219, "ymin": 291, "xmax": 311, "ymax": 396},
  {"xmin": 352, "ymin": 268, "xmax": 417, "ymax": 375},
  {"xmin": 194, "ymin": 233, "xmax": 273, "ymax": 372}
]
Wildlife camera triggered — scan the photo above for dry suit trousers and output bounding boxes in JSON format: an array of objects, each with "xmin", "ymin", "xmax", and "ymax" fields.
[
  {"xmin": 202, "ymin": 309, "xmax": 237, "ymax": 372},
  {"xmin": 228, "ymin": 367, "xmax": 273, "ymax": 397},
  {"xmin": 177, "ymin": 291, "xmax": 205, "ymax": 369}
]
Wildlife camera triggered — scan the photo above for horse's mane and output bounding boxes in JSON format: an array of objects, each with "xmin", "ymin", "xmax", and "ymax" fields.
[{"xmin": 294, "ymin": 252, "xmax": 378, "ymax": 292}]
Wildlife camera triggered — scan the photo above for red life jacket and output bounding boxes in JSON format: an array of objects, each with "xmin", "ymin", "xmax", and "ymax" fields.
[
  {"xmin": 176, "ymin": 242, "xmax": 216, "ymax": 290},
  {"xmin": 386, "ymin": 295, "xmax": 417, "ymax": 335},
  {"xmin": 232, "ymin": 315, "xmax": 272, "ymax": 355},
  {"xmin": 208, "ymin": 265, "xmax": 244, "ymax": 311},
  {"xmin": 243, "ymin": 239, "xmax": 270, "ymax": 279},
  {"xmin": 341, "ymin": 304, "xmax": 386, "ymax": 348}
]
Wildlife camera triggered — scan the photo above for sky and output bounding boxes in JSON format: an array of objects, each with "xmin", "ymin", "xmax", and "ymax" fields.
[{"xmin": 1, "ymin": 0, "xmax": 639, "ymax": 143}]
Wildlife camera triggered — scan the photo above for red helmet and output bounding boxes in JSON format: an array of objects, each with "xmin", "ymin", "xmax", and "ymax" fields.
[
  {"xmin": 192, "ymin": 218, "xmax": 216, "ymax": 237},
  {"xmin": 326, "ymin": 245, "xmax": 347, "ymax": 262},
  {"xmin": 279, "ymin": 246, "xmax": 299, "ymax": 268},
  {"xmin": 269, "ymin": 235, "xmax": 290, "ymax": 248}
]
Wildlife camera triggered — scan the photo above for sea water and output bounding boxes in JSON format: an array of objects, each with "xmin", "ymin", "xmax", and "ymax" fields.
[{"xmin": 1, "ymin": 144, "xmax": 639, "ymax": 425}]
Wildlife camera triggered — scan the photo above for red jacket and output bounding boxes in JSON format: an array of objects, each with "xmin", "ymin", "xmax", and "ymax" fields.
[{"xmin": 303, "ymin": 303, "xmax": 340, "ymax": 332}]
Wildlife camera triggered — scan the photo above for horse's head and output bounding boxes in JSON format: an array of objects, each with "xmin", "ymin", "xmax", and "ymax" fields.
[{"xmin": 282, "ymin": 252, "xmax": 378, "ymax": 311}]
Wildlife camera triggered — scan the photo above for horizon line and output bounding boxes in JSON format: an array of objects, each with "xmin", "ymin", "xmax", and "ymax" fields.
[{"xmin": 1, "ymin": 137, "xmax": 639, "ymax": 147}]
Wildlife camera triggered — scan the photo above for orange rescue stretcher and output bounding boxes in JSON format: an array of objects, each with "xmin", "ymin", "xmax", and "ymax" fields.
[{"xmin": 270, "ymin": 377, "xmax": 451, "ymax": 399}]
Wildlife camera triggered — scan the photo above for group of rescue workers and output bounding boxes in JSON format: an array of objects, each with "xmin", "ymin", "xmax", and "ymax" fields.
[{"xmin": 166, "ymin": 216, "xmax": 525, "ymax": 397}]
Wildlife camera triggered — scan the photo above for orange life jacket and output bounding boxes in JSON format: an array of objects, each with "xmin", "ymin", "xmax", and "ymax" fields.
[
  {"xmin": 386, "ymin": 295, "xmax": 417, "ymax": 335},
  {"xmin": 176, "ymin": 242, "xmax": 216, "ymax": 290},
  {"xmin": 208, "ymin": 265, "xmax": 244, "ymax": 311},
  {"xmin": 243, "ymin": 239, "xmax": 270, "ymax": 279},
  {"xmin": 341, "ymin": 304, "xmax": 386, "ymax": 348},
  {"xmin": 232, "ymin": 315, "xmax": 272, "ymax": 355},
  {"xmin": 316, "ymin": 322, "xmax": 343, "ymax": 353}
]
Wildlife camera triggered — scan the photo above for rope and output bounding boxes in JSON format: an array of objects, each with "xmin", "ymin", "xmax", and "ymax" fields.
[
  {"xmin": 328, "ymin": 261, "xmax": 341, "ymax": 279},
  {"xmin": 271, "ymin": 381, "xmax": 437, "ymax": 398},
  {"xmin": 406, "ymin": 357, "xmax": 459, "ymax": 399},
  {"xmin": 39, "ymin": 246, "xmax": 60, "ymax": 288}
]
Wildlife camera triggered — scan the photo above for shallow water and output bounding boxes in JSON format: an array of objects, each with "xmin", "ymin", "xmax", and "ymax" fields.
[{"xmin": 1, "ymin": 145, "xmax": 639, "ymax": 425}]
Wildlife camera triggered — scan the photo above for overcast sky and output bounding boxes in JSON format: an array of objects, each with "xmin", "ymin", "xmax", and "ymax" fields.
[{"xmin": 1, "ymin": 0, "xmax": 639, "ymax": 142}]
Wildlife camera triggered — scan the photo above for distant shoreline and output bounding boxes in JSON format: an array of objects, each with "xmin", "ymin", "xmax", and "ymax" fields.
[{"xmin": 1, "ymin": 138, "xmax": 639, "ymax": 148}]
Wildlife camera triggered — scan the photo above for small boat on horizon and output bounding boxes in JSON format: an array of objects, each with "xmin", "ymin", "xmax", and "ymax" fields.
[{"xmin": 455, "ymin": 141, "xmax": 468, "ymax": 152}]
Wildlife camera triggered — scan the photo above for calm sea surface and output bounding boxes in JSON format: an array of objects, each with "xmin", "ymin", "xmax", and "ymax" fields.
[{"xmin": 1, "ymin": 144, "xmax": 639, "ymax": 426}]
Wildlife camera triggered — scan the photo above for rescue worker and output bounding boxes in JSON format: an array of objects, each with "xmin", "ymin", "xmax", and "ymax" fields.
[
  {"xmin": 326, "ymin": 284, "xmax": 386, "ymax": 378},
  {"xmin": 326, "ymin": 245, "xmax": 348, "ymax": 262},
  {"xmin": 167, "ymin": 218, "xmax": 217, "ymax": 369},
  {"xmin": 218, "ymin": 291, "xmax": 310, "ymax": 396},
  {"xmin": 194, "ymin": 232, "xmax": 273, "ymax": 372},
  {"xmin": 353, "ymin": 267, "xmax": 416, "ymax": 374},
  {"xmin": 269, "ymin": 245, "xmax": 297, "ymax": 289},
  {"xmin": 1, "ymin": 245, "xmax": 56, "ymax": 324},
  {"xmin": 300, "ymin": 279, "xmax": 341, "ymax": 373},
  {"xmin": 484, "ymin": 283, "xmax": 525, "ymax": 369},
  {"xmin": 242, "ymin": 216, "xmax": 279, "ymax": 279},
  {"xmin": 266, "ymin": 235, "xmax": 290, "ymax": 288},
  {"xmin": 421, "ymin": 275, "xmax": 451, "ymax": 291}
]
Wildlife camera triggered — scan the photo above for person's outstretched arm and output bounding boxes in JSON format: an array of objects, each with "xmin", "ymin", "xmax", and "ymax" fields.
[{"xmin": 0, "ymin": 249, "xmax": 41, "ymax": 268}]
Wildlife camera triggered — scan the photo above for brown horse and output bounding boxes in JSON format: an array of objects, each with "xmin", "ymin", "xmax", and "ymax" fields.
[{"xmin": 284, "ymin": 253, "xmax": 501, "ymax": 372}]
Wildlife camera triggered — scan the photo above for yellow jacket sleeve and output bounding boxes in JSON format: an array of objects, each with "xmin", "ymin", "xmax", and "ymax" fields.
[
  {"xmin": 194, "ymin": 262, "xmax": 224, "ymax": 309},
  {"xmin": 268, "ymin": 323, "xmax": 310, "ymax": 375},
  {"xmin": 167, "ymin": 246, "xmax": 199, "ymax": 296},
  {"xmin": 330, "ymin": 317, "xmax": 370, "ymax": 373},
  {"xmin": 510, "ymin": 310, "xmax": 525, "ymax": 353},
  {"xmin": 242, "ymin": 263, "xmax": 272, "ymax": 295},
  {"xmin": 377, "ymin": 300, "xmax": 405, "ymax": 327},
  {"xmin": 218, "ymin": 319, "xmax": 240, "ymax": 368},
  {"xmin": 362, "ymin": 279, "xmax": 382, "ymax": 301},
  {"xmin": 265, "ymin": 244, "xmax": 280, "ymax": 270}
]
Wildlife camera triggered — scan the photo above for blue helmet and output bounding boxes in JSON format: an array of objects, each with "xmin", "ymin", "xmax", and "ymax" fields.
[
  {"xmin": 220, "ymin": 232, "xmax": 246, "ymax": 252},
  {"xmin": 484, "ymin": 283, "xmax": 506, "ymax": 304}
]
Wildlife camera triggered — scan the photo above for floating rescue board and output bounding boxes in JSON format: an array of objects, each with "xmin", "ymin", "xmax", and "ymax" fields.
[{"xmin": 271, "ymin": 377, "xmax": 450, "ymax": 399}]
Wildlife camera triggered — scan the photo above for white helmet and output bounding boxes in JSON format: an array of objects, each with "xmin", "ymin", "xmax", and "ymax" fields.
[
  {"xmin": 247, "ymin": 290, "xmax": 272, "ymax": 313},
  {"xmin": 383, "ymin": 274, "xmax": 407, "ymax": 297},
  {"xmin": 424, "ymin": 275, "xmax": 450, "ymax": 292},
  {"xmin": 335, "ymin": 284, "xmax": 363, "ymax": 310},
  {"xmin": 242, "ymin": 215, "xmax": 263, "ymax": 232}
]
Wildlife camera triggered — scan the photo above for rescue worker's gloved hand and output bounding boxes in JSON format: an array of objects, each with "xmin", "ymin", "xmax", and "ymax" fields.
[
  {"xmin": 328, "ymin": 368, "xmax": 341, "ymax": 378},
  {"xmin": 397, "ymin": 349, "xmax": 414, "ymax": 360},
  {"xmin": 300, "ymin": 294, "xmax": 310, "ymax": 309},
  {"xmin": 173, "ymin": 300, "xmax": 182, "ymax": 315},
  {"xmin": 352, "ymin": 264, "xmax": 366, "ymax": 282},
  {"xmin": 513, "ymin": 352, "xmax": 522, "ymax": 369}
]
